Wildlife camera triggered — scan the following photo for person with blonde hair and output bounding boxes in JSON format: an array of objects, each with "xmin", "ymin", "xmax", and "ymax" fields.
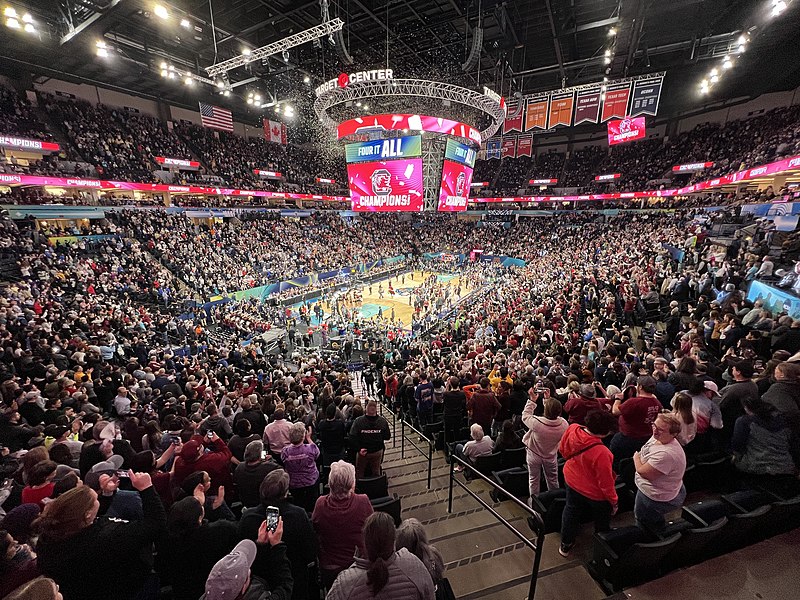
[
  {"xmin": 633, "ymin": 412, "xmax": 687, "ymax": 530},
  {"xmin": 312, "ymin": 460, "xmax": 374, "ymax": 588},
  {"xmin": 523, "ymin": 395, "xmax": 568, "ymax": 498}
]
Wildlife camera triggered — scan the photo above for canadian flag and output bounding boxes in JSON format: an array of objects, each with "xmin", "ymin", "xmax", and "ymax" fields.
[{"xmin": 263, "ymin": 119, "xmax": 287, "ymax": 145}]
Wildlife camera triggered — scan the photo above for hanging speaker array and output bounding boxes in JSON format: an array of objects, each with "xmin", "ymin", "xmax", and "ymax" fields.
[
  {"xmin": 333, "ymin": 28, "xmax": 354, "ymax": 65},
  {"xmin": 461, "ymin": 26, "xmax": 483, "ymax": 72}
]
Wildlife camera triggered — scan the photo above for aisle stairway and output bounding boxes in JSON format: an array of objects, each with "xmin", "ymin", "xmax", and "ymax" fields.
[{"xmin": 350, "ymin": 377, "xmax": 608, "ymax": 599}]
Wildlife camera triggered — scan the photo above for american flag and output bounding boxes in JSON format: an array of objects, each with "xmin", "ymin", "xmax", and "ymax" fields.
[{"xmin": 198, "ymin": 102, "xmax": 233, "ymax": 132}]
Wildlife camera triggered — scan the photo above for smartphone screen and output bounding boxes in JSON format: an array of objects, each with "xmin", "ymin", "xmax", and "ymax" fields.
[{"xmin": 266, "ymin": 505, "xmax": 280, "ymax": 532}]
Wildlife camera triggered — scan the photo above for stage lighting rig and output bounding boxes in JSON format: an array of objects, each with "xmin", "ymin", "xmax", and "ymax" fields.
[{"xmin": 204, "ymin": 18, "xmax": 344, "ymax": 78}]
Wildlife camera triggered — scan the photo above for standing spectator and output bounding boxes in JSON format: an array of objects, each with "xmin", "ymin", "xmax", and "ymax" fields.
[
  {"xmin": 315, "ymin": 403, "xmax": 346, "ymax": 467},
  {"xmin": 172, "ymin": 432, "xmax": 233, "ymax": 493},
  {"xmin": 395, "ymin": 518, "xmax": 445, "ymax": 591},
  {"xmin": 762, "ymin": 361, "xmax": 800, "ymax": 427},
  {"xmin": 263, "ymin": 407, "xmax": 292, "ymax": 458},
  {"xmin": 731, "ymin": 398, "xmax": 799, "ymax": 479},
  {"xmin": 522, "ymin": 396, "xmax": 568, "ymax": 498},
  {"xmin": 234, "ymin": 440, "xmax": 279, "ymax": 508},
  {"xmin": 719, "ymin": 360, "xmax": 760, "ymax": 436},
  {"xmin": 350, "ymin": 400, "xmax": 391, "ymax": 479},
  {"xmin": 280, "ymin": 422, "xmax": 319, "ymax": 513},
  {"xmin": 34, "ymin": 471, "xmax": 166, "ymax": 600},
  {"xmin": 466, "ymin": 378, "xmax": 500, "ymax": 437},
  {"xmin": 228, "ymin": 419, "xmax": 260, "ymax": 463},
  {"xmin": 414, "ymin": 373, "xmax": 435, "ymax": 430},
  {"xmin": 312, "ymin": 460, "xmax": 374, "ymax": 588},
  {"xmin": 610, "ymin": 376, "xmax": 662, "ymax": 463},
  {"xmin": 632, "ymin": 413, "xmax": 687, "ymax": 530},
  {"xmin": 669, "ymin": 392, "xmax": 697, "ymax": 446},
  {"xmin": 442, "ymin": 376, "xmax": 466, "ymax": 450},
  {"xmin": 558, "ymin": 411, "xmax": 618, "ymax": 557}
]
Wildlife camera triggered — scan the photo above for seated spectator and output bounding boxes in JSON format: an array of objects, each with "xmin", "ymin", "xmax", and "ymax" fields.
[
  {"xmin": 33, "ymin": 471, "xmax": 165, "ymax": 600},
  {"xmin": 4, "ymin": 577, "xmax": 61, "ymax": 600},
  {"xmin": 21, "ymin": 460, "xmax": 58, "ymax": 509},
  {"xmin": 326, "ymin": 512, "xmax": 435, "ymax": 600},
  {"xmin": 669, "ymin": 392, "xmax": 697, "ymax": 446},
  {"xmin": 312, "ymin": 460, "xmax": 374, "ymax": 588},
  {"xmin": 234, "ymin": 440, "xmax": 279, "ymax": 508},
  {"xmin": 453, "ymin": 423, "xmax": 494, "ymax": 472},
  {"xmin": 633, "ymin": 413, "xmax": 687, "ymax": 530},
  {"xmin": 494, "ymin": 419, "xmax": 524, "ymax": 451}
]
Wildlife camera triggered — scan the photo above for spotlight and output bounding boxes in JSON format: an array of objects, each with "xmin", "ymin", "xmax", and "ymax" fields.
[
  {"xmin": 160, "ymin": 61, "xmax": 167, "ymax": 69},
  {"xmin": 184, "ymin": 76, "xmax": 193, "ymax": 85},
  {"xmin": 274, "ymin": 106, "xmax": 280, "ymax": 113},
  {"xmin": 604, "ymin": 56, "xmax": 611, "ymax": 64},
  {"xmin": 21, "ymin": 12, "xmax": 32, "ymax": 23},
  {"xmin": 168, "ymin": 72, "xmax": 175, "ymax": 79},
  {"xmin": 96, "ymin": 47, "xmax": 109, "ymax": 58},
  {"xmin": 180, "ymin": 18, "xmax": 190, "ymax": 28},
  {"xmin": 737, "ymin": 34, "xmax": 747, "ymax": 45},
  {"xmin": 282, "ymin": 50, "xmax": 289, "ymax": 62},
  {"xmin": 160, "ymin": 69, "xmax": 168, "ymax": 77},
  {"xmin": 247, "ymin": 98, "xmax": 253, "ymax": 105},
  {"xmin": 608, "ymin": 27, "xmax": 616, "ymax": 36},
  {"xmin": 254, "ymin": 95, "xmax": 261, "ymax": 102},
  {"xmin": 363, "ymin": 104, "xmax": 369, "ymax": 110},
  {"xmin": 710, "ymin": 74, "xmax": 719, "ymax": 83},
  {"xmin": 6, "ymin": 17, "xmax": 19, "ymax": 29},
  {"xmin": 3, "ymin": 7, "xmax": 16, "ymax": 17},
  {"xmin": 223, "ymin": 90, "xmax": 230, "ymax": 96},
  {"xmin": 772, "ymin": 0, "xmax": 787, "ymax": 16},
  {"xmin": 242, "ymin": 47, "xmax": 251, "ymax": 56},
  {"xmin": 23, "ymin": 21, "xmax": 33, "ymax": 33},
  {"xmin": 303, "ymin": 75, "xmax": 310, "ymax": 84},
  {"xmin": 604, "ymin": 49, "xmax": 611, "ymax": 57},
  {"xmin": 215, "ymin": 79, "xmax": 225, "ymax": 89},
  {"xmin": 723, "ymin": 56, "xmax": 733, "ymax": 69},
  {"xmin": 154, "ymin": 4, "xmax": 168, "ymax": 19}
]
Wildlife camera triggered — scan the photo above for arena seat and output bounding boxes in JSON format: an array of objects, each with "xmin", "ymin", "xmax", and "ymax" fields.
[
  {"xmin": 530, "ymin": 488, "xmax": 567, "ymax": 534},
  {"xmin": 499, "ymin": 446, "xmax": 526, "ymax": 469},
  {"xmin": 661, "ymin": 516, "xmax": 728, "ymax": 570},
  {"xmin": 589, "ymin": 527, "xmax": 681, "ymax": 591},
  {"xmin": 370, "ymin": 494, "xmax": 402, "ymax": 526},
  {"xmin": 356, "ymin": 474, "xmax": 389, "ymax": 499}
]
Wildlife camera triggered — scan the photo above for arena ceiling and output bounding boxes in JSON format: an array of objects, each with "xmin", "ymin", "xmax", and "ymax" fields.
[{"xmin": 1, "ymin": 0, "xmax": 800, "ymax": 125}]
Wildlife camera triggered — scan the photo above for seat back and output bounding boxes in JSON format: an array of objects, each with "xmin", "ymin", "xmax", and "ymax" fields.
[
  {"xmin": 613, "ymin": 533, "xmax": 681, "ymax": 589},
  {"xmin": 664, "ymin": 517, "xmax": 728, "ymax": 570},
  {"xmin": 767, "ymin": 496, "xmax": 800, "ymax": 536},
  {"xmin": 531, "ymin": 489, "xmax": 566, "ymax": 534},
  {"xmin": 711, "ymin": 505, "xmax": 772, "ymax": 556},
  {"xmin": 370, "ymin": 494, "xmax": 402, "ymax": 526},
  {"xmin": 356, "ymin": 474, "xmax": 389, "ymax": 500},
  {"xmin": 471, "ymin": 452, "xmax": 503, "ymax": 477},
  {"xmin": 491, "ymin": 468, "xmax": 529, "ymax": 501},
  {"xmin": 500, "ymin": 446, "xmax": 526, "ymax": 469}
]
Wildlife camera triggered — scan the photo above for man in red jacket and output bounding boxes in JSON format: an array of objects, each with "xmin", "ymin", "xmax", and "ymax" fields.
[
  {"xmin": 466, "ymin": 377, "xmax": 501, "ymax": 437},
  {"xmin": 558, "ymin": 410, "xmax": 618, "ymax": 557},
  {"xmin": 173, "ymin": 431, "xmax": 233, "ymax": 493}
]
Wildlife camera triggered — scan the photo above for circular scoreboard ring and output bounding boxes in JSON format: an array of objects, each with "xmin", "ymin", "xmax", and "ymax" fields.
[{"xmin": 313, "ymin": 79, "xmax": 505, "ymax": 146}]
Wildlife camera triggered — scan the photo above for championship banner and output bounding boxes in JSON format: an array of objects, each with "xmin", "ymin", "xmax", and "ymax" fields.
[
  {"xmin": 601, "ymin": 81, "xmax": 632, "ymax": 121},
  {"xmin": 548, "ymin": 91, "xmax": 575, "ymax": 128},
  {"xmin": 486, "ymin": 139, "xmax": 502, "ymax": 160},
  {"xmin": 574, "ymin": 88, "xmax": 602, "ymax": 125},
  {"xmin": 524, "ymin": 97, "xmax": 549, "ymax": 131},
  {"xmin": 501, "ymin": 138, "xmax": 518, "ymax": 159},
  {"xmin": 629, "ymin": 77, "xmax": 663, "ymax": 117},
  {"xmin": 502, "ymin": 96, "xmax": 525, "ymax": 134},
  {"xmin": 517, "ymin": 134, "xmax": 533, "ymax": 158}
]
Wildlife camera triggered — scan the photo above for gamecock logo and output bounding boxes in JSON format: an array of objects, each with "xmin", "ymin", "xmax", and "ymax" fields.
[
  {"xmin": 371, "ymin": 169, "xmax": 392, "ymax": 196},
  {"xmin": 455, "ymin": 172, "xmax": 466, "ymax": 197}
]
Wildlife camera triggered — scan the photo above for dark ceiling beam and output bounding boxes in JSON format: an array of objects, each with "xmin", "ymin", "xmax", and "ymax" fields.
[
  {"xmin": 561, "ymin": 16, "xmax": 620, "ymax": 36},
  {"xmin": 542, "ymin": 0, "xmax": 566, "ymax": 84},
  {"xmin": 513, "ymin": 55, "xmax": 604, "ymax": 78},
  {"xmin": 214, "ymin": 0, "xmax": 319, "ymax": 45},
  {"xmin": 59, "ymin": 0, "xmax": 127, "ymax": 45},
  {"xmin": 397, "ymin": 0, "xmax": 461, "ymax": 63}
]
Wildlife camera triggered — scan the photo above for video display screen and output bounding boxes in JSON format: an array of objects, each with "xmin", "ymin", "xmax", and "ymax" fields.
[
  {"xmin": 348, "ymin": 158, "xmax": 424, "ymax": 212},
  {"xmin": 607, "ymin": 116, "xmax": 646, "ymax": 145},
  {"xmin": 438, "ymin": 160, "xmax": 473, "ymax": 212}
]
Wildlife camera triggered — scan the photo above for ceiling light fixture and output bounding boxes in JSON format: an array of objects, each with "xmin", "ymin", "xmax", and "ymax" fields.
[
  {"xmin": 180, "ymin": 18, "xmax": 190, "ymax": 28},
  {"xmin": 608, "ymin": 27, "xmax": 616, "ymax": 36},
  {"xmin": 3, "ymin": 7, "xmax": 16, "ymax": 18},
  {"xmin": 153, "ymin": 4, "xmax": 168, "ymax": 19},
  {"xmin": 723, "ymin": 56, "xmax": 733, "ymax": 69}
]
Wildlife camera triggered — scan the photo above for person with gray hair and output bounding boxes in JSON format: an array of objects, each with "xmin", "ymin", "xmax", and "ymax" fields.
[
  {"xmin": 281, "ymin": 422, "xmax": 320, "ymax": 514},
  {"xmin": 239, "ymin": 469, "xmax": 318, "ymax": 600},
  {"xmin": 312, "ymin": 460, "xmax": 374, "ymax": 588},
  {"xmin": 452, "ymin": 423, "xmax": 494, "ymax": 472},
  {"xmin": 233, "ymin": 439, "xmax": 279, "ymax": 508},
  {"xmin": 395, "ymin": 518, "xmax": 445, "ymax": 589}
]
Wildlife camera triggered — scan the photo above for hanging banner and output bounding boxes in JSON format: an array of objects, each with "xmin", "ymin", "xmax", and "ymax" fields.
[
  {"xmin": 501, "ymin": 138, "xmax": 518, "ymax": 159},
  {"xmin": 601, "ymin": 82, "xmax": 632, "ymax": 121},
  {"xmin": 524, "ymin": 97, "xmax": 549, "ymax": 131},
  {"xmin": 574, "ymin": 88, "xmax": 602, "ymax": 125},
  {"xmin": 548, "ymin": 90, "xmax": 575, "ymax": 128},
  {"xmin": 629, "ymin": 77, "xmax": 663, "ymax": 117},
  {"xmin": 517, "ymin": 134, "xmax": 533, "ymax": 157},
  {"xmin": 486, "ymin": 139, "xmax": 502, "ymax": 160},
  {"xmin": 503, "ymin": 96, "xmax": 525, "ymax": 134}
]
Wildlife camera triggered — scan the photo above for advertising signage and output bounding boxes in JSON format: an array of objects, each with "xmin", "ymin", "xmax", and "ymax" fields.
[
  {"xmin": 595, "ymin": 173, "xmax": 621, "ymax": 182},
  {"xmin": 438, "ymin": 160, "xmax": 473, "ymax": 212},
  {"xmin": 607, "ymin": 116, "xmax": 646, "ymax": 145},
  {"xmin": 154, "ymin": 156, "xmax": 200, "ymax": 170},
  {"xmin": 0, "ymin": 136, "xmax": 60, "ymax": 153},
  {"xmin": 443, "ymin": 139, "xmax": 477, "ymax": 168},
  {"xmin": 672, "ymin": 162, "xmax": 714, "ymax": 173},
  {"xmin": 348, "ymin": 158, "xmax": 424, "ymax": 212},
  {"xmin": 529, "ymin": 178, "xmax": 558, "ymax": 186},
  {"xmin": 344, "ymin": 135, "xmax": 422, "ymax": 164},
  {"xmin": 337, "ymin": 114, "xmax": 482, "ymax": 146}
]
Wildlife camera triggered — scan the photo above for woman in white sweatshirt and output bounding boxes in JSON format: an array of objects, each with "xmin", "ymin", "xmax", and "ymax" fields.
[{"xmin": 522, "ymin": 393, "xmax": 569, "ymax": 499}]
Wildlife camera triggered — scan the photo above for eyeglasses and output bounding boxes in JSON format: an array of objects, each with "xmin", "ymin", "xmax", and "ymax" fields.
[{"xmin": 652, "ymin": 423, "xmax": 670, "ymax": 435}]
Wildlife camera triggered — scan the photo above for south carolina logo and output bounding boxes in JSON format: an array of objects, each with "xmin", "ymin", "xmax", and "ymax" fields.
[
  {"xmin": 371, "ymin": 169, "xmax": 392, "ymax": 196},
  {"xmin": 455, "ymin": 171, "xmax": 466, "ymax": 197},
  {"xmin": 619, "ymin": 118, "xmax": 632, "ymax": 133}
]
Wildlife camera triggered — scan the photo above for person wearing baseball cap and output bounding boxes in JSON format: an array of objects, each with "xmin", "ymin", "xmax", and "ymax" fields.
[{"xmin": 201, "ymin": 518, "xmax": 291, "ymax": 600}]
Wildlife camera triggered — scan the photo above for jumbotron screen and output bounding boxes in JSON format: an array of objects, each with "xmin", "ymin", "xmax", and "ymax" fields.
[
  {"xmin": 347, "ymin": 159, "xmax": 424, "ymax": 212},
  {"xmin": 438, "ymin": 139, "xmax": 476, "ymax": 212}
]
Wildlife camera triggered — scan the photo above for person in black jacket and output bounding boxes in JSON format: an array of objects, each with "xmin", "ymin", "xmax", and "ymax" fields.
[
  {"xmin": 350, "ymin": 400, "xmax": 391, "ymax": 479},
  {"xmin": 33, "ymin": 469, "xmax": 166, "ymax": 600},
  {"xmin": 156, "ymin": 495, "xmax": 239, "ymax": 600},
  {"xmin": 239, "ymin": 469, "xmax": 318, "ymax": 600},
  {"xmin": 315, "ymin": 403, "xmax": 346, "ymax": 466},
  {"xmin": 442, "ymin": 377, "xmax": 466, "ymax": 451}
]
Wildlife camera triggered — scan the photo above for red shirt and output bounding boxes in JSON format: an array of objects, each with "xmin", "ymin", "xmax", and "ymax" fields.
[
  {"xmin": 618, "ymin": 395, "xmax": 662, "ymax": 438},
  {"xmin": 22, "ymin": 482, "xmax": 55, "ymax": 508}
]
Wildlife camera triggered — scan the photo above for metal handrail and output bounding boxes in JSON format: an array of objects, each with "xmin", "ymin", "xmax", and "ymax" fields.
[
  {"xmin": 382, "ymin": 410, "xmax": 433, "ymax": 490},
  {"xmin": 448, "ymin": 454, "xmax": 545, "ymax": 600}
]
